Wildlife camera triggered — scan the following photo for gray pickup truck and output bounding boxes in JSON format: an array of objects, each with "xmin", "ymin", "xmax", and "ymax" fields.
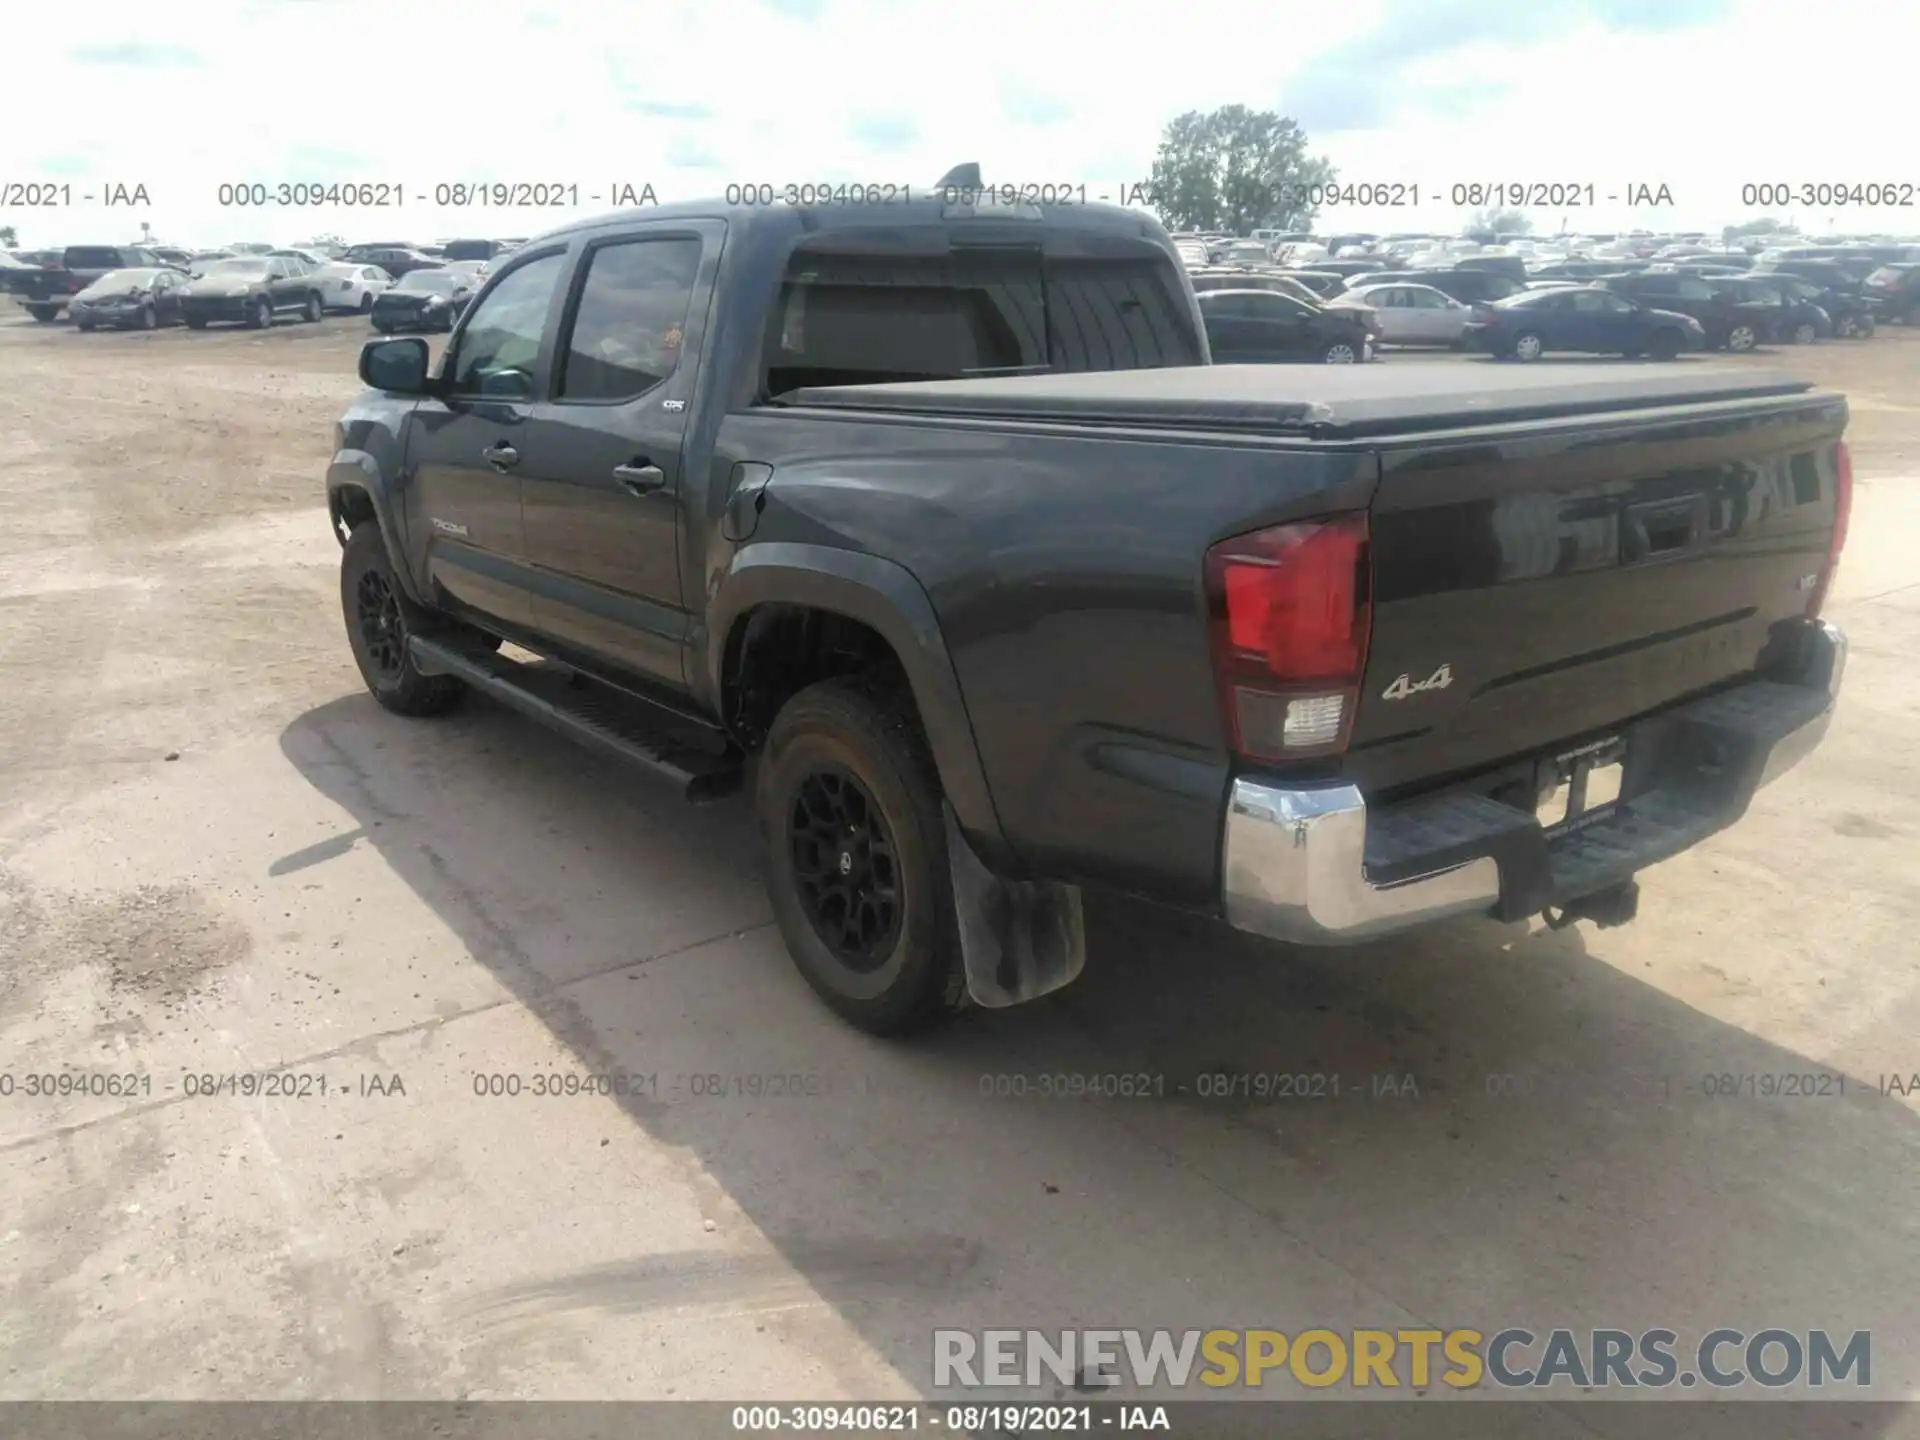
[{"xmin": 326, "ymin": 188, "xmax": 1849, "ymax": 1035}]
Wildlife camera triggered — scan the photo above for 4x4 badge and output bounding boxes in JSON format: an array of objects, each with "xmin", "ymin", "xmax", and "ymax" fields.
[{"xmin": 1382, "ymin": 665, "xmax": 1453, "ymax": 701}]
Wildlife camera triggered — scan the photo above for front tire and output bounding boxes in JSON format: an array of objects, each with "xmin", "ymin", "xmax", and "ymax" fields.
[
  {"xmin": 1790, "ymin": 321, "xmax": 1817, "ymax": 345},
  {"xmin": 339, "ymin": 523, "xmax": 464, "ymax": 717},
  {"xmin": 139, "ymin": 302, "xmax": 157, "ymax": 330},
  {"xmin": 304, "ymin": 292, "xmax": 323, "ymax": 323},
  {"xmin": 1725, "ymin": 323, "xmax": 1757, "ymax": 352},
  {"xmin": 756, "ymin": 680, "xmax": 967, "ymax": 1037},
  {"xmin": 75, "ymin": 316, "xmax": 96, "ymax": 332},
  {"xmin": 185, "ymin": 316, "xmax": 208, "ymax": 330},
  {"xmin": 358, "ymin": 291, "xmax": 374, "ymax": 313},
  {"xmin": 1322, "ymin": 341, "xmax": 1358, "ymax": 364},
  {"xmin": 1648, "ymin": 329, "xmax": 1682, "ymax": 361},
  {"xmin": 248, "ymin": 295, "xmax": 271, "ymax": 330},
  {"xmin": 26, "ymin": 304, "xmax": 59, "ymax": 323}
]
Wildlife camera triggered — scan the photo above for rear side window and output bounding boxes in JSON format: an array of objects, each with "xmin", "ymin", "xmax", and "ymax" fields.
[
  {"xmin": 442, "ymin": 240, "xmax": 497, "ymax": 262},
  {"xmin": 763, "ymin": 239, "xmax": 1200, "ymax": 395},
  {"xmin": 64, "ymin": 247, "xmax": 126, "ymax": 269},
  {"xmin": 557, "ymin": 237, "xmax": 702, "ymax": 401}
]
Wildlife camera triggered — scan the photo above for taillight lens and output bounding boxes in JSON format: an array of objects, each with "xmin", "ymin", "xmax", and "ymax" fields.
[
  {"xmin": 1205, "ymin": 513, "xmax": 1373, "ymax": 761},
  {"xmin": 1806, "ymin": 440, "xmax": 1851, "ymax": 619}
]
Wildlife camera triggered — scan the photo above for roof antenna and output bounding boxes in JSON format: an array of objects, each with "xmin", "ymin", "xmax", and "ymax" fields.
[{"xmin": 935, "ymin": 163, "xmax": 982, "ymax": 190}]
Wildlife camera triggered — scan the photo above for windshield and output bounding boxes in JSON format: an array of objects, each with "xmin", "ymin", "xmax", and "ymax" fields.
[
  {"xmin": 206, "ymin": 259, "xmax": 268, "ymax": 275},
  {"xmin": 87, "ymin": 269, "xmax": 158, "ymax": 288},
  {"xmin": 398, "ymin": 270, "xmax": 459, "ymax": 293}
]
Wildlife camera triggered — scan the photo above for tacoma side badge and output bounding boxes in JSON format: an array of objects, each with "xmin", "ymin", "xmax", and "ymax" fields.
[{"xmin": 1383, "ymin": 664, "xmax": 1453, "ymax": 701}]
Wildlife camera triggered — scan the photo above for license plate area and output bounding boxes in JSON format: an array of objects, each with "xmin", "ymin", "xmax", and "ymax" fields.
[{"xmin": 1537, "ymin": 736, "xmax": 1626, "ymax": 835}]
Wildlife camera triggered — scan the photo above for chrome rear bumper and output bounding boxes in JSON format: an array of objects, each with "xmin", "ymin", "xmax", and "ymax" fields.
[{"xmin": 1222, "ymin": 619, "xmax": 1846, "ymax": 945}]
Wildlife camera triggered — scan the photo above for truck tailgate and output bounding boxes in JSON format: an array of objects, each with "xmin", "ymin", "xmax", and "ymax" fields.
[{"xmin": 1349, "ymin": 387, "xmax": 1850, "ymax": 796}]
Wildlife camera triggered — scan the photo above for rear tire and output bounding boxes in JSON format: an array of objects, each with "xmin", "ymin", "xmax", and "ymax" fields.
[
  {"xmin": 1648, "ymin": 329, "xmax": 1682, "ymax": 361},
  {"xmin": 75, "ymin": 316, "xmax": 96, "ymax": 332},
  {"xmin": 756, "ymin": 680, "xmax": 968, "ymax": 1037},
  {"xmin": 1511, "ymin": 331, "xmax": 1544, "ymax": 361},
  {"xmin": 1725, "ymin": 323, "xmax": 1757, "ymax": 352},
  {"xmin": 1790, "ymin": 321, "xmax": 1817, "ymax": 345},
  {"xmin": 358, "ymin": 291, "xmax": 374, "ymax": 313},
  {"xmin": 304, "ymin": 292, "xmax": 323, "ymax": 323},
  {"xmin": 248, "ymin": 295, "xmax": 271, "ymax": 330},
  {"xmin": 186, "ymin": 316, "xmax": 208, "ymax": 330},
  {"xmin": 26, "ymin": 304, "xmax": 59, "ymax": 323},
  {"xmin": 339, "ymin": 523, "xmax": 465, "ymax": 717},
  {"xmin": 139, "ymin": 303, "xmax": 157, "ymax": 330}
]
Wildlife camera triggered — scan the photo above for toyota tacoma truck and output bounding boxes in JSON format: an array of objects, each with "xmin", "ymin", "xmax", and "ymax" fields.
[{"xmin": 326, "ymin": 188, "xmax": 1850, "ymax": 1036}]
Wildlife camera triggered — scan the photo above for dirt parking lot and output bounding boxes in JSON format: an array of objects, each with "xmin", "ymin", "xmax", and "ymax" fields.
[{"xmin": 2, "ymin": 308, "xmax": 1918, "ymax": 1428}]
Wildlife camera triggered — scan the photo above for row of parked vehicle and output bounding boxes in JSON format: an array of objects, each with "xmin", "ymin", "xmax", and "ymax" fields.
[
  {"xmin": 0, "ymin": 237, "xmax": 523, "ymax": 335},
  {"xmin": 1178, "ymin": 233, "xmax": 1920, "ymax": 364}
]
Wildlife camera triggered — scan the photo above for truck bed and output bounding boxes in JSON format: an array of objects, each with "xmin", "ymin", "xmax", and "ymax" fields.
[{"xmin": 782, "ymin": 362, "xmax": 1818, "ymax": 439}]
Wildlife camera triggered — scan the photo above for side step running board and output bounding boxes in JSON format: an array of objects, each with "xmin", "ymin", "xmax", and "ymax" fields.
[{"xmin": 408, "ymin": 635, "xmax": 743, "ymax": 803}]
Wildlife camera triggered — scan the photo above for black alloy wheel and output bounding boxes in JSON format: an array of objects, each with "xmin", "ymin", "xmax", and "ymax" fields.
[
  {"xmin": 354, "ymin": 568, "xmax": 405, "ymax": 683},
  {"xmin": 787, "ymin": 765, "xmax": 903, "ymax": 971}
]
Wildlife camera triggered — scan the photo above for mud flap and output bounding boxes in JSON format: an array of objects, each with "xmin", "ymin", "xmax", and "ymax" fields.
[{"xmin": 944, "ymin": 805, "xmax": 1086, "ymax": 1008}]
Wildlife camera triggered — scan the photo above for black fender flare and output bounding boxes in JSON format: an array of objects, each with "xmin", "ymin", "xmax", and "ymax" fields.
[
  {"xmin": 326, "ymin": 454, "xmax": 425, "ymax": 605},
  {"xmin": 705, "ymin": 543, "xmax": 1011, "ymax": 869}
]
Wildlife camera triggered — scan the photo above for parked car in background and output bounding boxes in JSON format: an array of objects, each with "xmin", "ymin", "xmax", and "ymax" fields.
[
  {"xmin": 180, "ymin": 255, "xmax": 326, "ymax": 329},
  {"xmin": 438, "ymin": 259, "xmax": 492, "ymax": 284},
  {"xmin": 1342, "ymin": 268, "xmax": 1523, "ymax": 305},
  {"xmin": 68, "ymin": 267, "xmax": 189, "ymax": 330},
  {"xmin": 1598, "ymin": 271, "xmax": 1778, "ymax": 352},
  {"xmin": 1274, "ymin": 269, "xmax": 1346, "ymax": 296},
  {"xmin": 1463, "ymin": 286, "xmax": 1705, "ymax": 360},
  {"xmin": 1710, "ymin": 276, "xmax": 1828, "ymax": 345},
  {"xmin": 150, "ymin": 246, "xmax": 194, "ymax": 270},
  {"xmin": 1769, "ymin": 275, "xmax": 1875, "ymax": 339},
  {"xmin": 1343, "ymin": 282, "xmax": 1474, "ymax": 347},
  {"xmin": 270, "ymin": 247, "xmax": 333, "ymax": 270},
  {"xmin": 1862, "ymin": 263, "xmax": 1920, "ymax": 324},
  {"xmin": 314, "ymin": 262, "xmax": 394, "ymax": 313},
  {"xmin": 1190, "ymin": 268, "xmax": 1379, "ymax": 335},
  {"xmin": 1196, "ymin": 288, "xmax": 1373, "ymax": 363},
  {"xmin": 9, "ymin": 245, "xmax": 171, "ymax": 322},
  {"xmin": 439, "ymin": 238, "xmax": 506, "ymax": 262},
  {"xmin": 370, "ymin": 267, "xmax": 476, "ymax": 333},
  {"xmin": 343, "ymin": 244, "xmax": 441, "ymax": 278},
  {"xmin": 228, "ymin": 242, "xmax": 276, "ymax": 256},
  {"xmin": 1530, "ymin": 259, "xmax": 1649, "ymax": 280},
  {"xmin": 1220, "ymin": 241, "xmax": 1273, "ymax": 266}
]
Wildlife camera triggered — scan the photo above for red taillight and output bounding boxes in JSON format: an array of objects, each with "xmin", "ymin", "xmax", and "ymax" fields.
[
  {"xmin": 1205, "ymin": 513, "xmax": 1373, "ymax": 761},
  {"xmin": 1806, "ymin": 440, "xmax": 1851, "ymax": 618}
]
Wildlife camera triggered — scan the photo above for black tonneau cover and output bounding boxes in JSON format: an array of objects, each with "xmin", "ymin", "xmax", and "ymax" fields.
[{"xmin": 783, "ymin": 363, "xmax": 1818, "ymax": 439}]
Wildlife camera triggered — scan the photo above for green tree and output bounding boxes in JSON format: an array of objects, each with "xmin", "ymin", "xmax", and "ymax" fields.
[
  {"xmin": 1469, "ymin": 206, "xmax": 1533, "ymax": 236},
  {"xmin": 1145, "ymin": 106, "xmax": 1335, "ymax": 233},
  {"xmin": 0, "ymin": 225, "xmax": 17, "ymax": 249}
]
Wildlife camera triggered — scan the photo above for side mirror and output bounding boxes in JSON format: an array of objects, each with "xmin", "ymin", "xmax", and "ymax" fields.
[{"xmin": 360, "ymin": 337, "xmax": 433, "ymax": 394}]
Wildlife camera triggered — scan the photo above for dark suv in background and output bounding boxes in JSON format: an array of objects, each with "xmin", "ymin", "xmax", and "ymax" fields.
[
  {"xmin": 1863, "ymin": 264, "xmax": 1920, "ymax": 324},
  {"xmin": 1599, "ymin": 271, "xmax": 1779, "ymax": 351}
]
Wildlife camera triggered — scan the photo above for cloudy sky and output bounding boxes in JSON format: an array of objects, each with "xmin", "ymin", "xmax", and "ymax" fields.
[{"xmin": 4, "ymin": 0, "xmax": 1916, "ymax": 248}]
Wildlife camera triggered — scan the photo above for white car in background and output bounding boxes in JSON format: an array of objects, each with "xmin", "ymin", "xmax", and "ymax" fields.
[
  {"xmin": 315, "ymin": 262, "xmax": 393, "ymax": 314},
  {"xmin": 1343, "ymin": 281, "xmax": 1476, "ymax": 347}
]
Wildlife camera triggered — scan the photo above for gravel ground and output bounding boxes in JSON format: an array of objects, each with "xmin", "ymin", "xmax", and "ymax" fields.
[{"xmin": 2, "ymin": 306, "xmax": 1918, "ymax": 1429}]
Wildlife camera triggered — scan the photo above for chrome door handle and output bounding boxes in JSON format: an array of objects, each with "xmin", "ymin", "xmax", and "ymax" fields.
[
  {"xmin": 613, "ymin": 463, "xmax": 665, "ymax": 494},
  {"xmin": 482, "ymin": 442, "xmax": 519, "ymax": 471}
]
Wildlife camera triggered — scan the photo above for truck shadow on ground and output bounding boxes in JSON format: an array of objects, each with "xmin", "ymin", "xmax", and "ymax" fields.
[{"xmin": 280, "ymin": 691, "xmax": 1918, "ymax": 1439}]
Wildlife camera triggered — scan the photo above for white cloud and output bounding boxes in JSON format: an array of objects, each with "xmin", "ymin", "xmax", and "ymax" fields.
[{"xmin": 2, "ymin": 0, "xmax": 1916, "ymax": 247}]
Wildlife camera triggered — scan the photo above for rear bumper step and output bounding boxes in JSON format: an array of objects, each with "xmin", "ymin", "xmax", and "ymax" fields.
[
  {"xmin": 408, "ymin": 635, "xmax": 743, "ymax": 803},
  {"xmin": 1222, "ymin": 618, "xmax": 1846, "ymax": 945}
]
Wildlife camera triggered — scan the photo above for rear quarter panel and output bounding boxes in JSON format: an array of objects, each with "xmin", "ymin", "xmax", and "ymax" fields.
[{"xmin": 720, "ymin": 409, "xmax": 1377, "ymax": 903}]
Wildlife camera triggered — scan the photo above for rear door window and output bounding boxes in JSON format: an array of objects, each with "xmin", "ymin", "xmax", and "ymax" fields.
[
  {"xmin": 64, "ymin": 247, "xmax": 127, "ymax": 270},
  {"xmin": 763, "ymin": 236, "xmax": 1199, "ymax": 394}
]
